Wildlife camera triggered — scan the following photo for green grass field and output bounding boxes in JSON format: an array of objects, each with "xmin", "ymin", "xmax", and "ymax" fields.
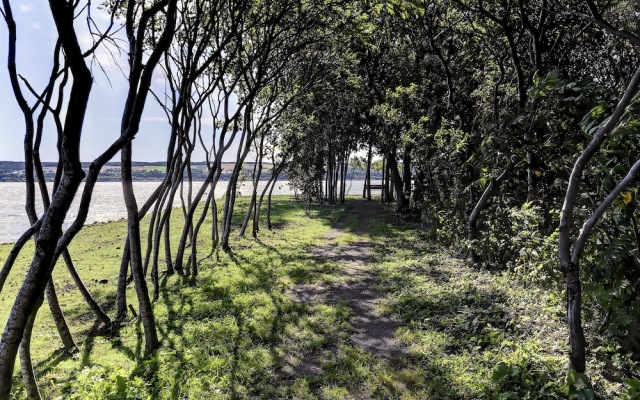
[{"xmin": 0, "ymin": 197, "xmax": 627, "ymax": 398}]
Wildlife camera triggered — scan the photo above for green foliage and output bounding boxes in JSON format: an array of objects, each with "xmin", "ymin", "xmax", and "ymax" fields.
[
  {"xmin": 564, "ymin": 371, "xmax": 596, "ymax": 400},
  {"xmin": 622, "ymin": 378, "xmax": 640, "ymax": 399},
  {"xmin": 64, "ymin": 367, "xmax": 150, "ymax": 399}
]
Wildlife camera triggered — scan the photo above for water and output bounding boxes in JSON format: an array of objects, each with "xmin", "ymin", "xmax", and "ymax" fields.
[{"xmin": 0, "ymin": 180, "xmax": 376, "ymax": 243}]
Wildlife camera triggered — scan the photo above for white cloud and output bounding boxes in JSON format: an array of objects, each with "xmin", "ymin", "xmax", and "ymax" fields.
[{"xmin": 19, "ymin": 4, "xmax": 32, "ymax": 12}]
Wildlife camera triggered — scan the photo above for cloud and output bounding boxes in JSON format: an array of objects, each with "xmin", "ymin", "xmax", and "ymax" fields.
[
  {"xmin": 19, "ymin": 4, "xmax": 32, "ymax": 12},
  {"xmin": 29, "ymin": 21, "xmax": 41, "ymax": 30}
]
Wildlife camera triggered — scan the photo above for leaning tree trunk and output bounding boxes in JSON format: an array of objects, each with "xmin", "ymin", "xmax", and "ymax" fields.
[
  {"xmin": 174, "ymin": 165, "xmax": 218, "ymax": 272},
  {"xmin": 117, "ymin": 182, "xmax": 165, "ymax": 319},
  {"xmin": 467, "ymin": 160, "xmax": 516, "ymax": 265},
  {"xmin": 190, "ymin": 188, "xmax": 214, "ymax": 277},
  {"xmin": 0, "ymin": 0, "xmax": 93, "ymax": 393},
  {"xmin": 19, "ymin": 295, "xmax": 44, "ymax": 400},
  {"xmin": 254, "ymin": 161, "xmax": 286, "ymax": 236},
  {"xmin": 240, "ymin": 137, "xmax": 264, "ymax": 237},
  {"xmin": 44, "ymin": 280, "xmax": 77, "ymax": 351},
  {"xmin": 7, "ymin": 11, "xmax": 78, "ymax": 360}
]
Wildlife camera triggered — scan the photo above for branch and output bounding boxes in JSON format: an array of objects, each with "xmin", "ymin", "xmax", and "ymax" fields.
[
  {"xmin": 584, "ymin": 0, "xmax": 640, "ymax": 47},
  {"xmin": 572, "ymin": 159, "xmax": 640, "ymax": 263},
  {"xmin": 559, "ymin": 66, "xmax": 640, "ymax": 266}
]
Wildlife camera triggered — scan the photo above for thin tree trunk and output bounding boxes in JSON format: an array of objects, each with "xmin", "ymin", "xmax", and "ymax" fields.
[
  {"xmin": 45, "ymin": 279, "xmax": 77, "ymax": 351},
  {"xmin": 116, "ymin": 239, "xmax": 130, "ymax": 320},
  {"xmin": 385, "ymin": 156, "xmax": 393, "ymax": 203},
  {"xmin": 381, "ymin": 157, "xmax": 386, "ymax": 203},
  {"xmin": 221, "ymin": 119, "xmax": 253, "ymax": 251},
  {"xmin": 190, "ymin": 189, "xmax": 213, "ymax": 277},
  {"xmin": 267, "ymin": 171, "xmax": 281, "ymax": 230},
  {"xmin": 174, "ymin": 167, "xmax": 217, "ymax": 272},
  {"xmin": 402, "ymin": 146, "xmax": 412, "ymax": 199},
  {"xmin": 467, "ymin": 160, "xmax": 516, "ymax": 265},
  {"xmin": 19, "ymin": 295, "xmax": 44, "ymax": 400},
  {"xmin": 0, "ymin": 220, "xmax": 41, "ymax": 293},
  {"xmin": 253, "ymin": 163, "xmax": 281, "ymax": 237},
  {"xmin": 365, "ymin": 140, "xmax": 372, "ymax": 200},
  {"xmin": 240, "ymin": 137, "xmax": 263, "ymax": 236},
  {"xmin": 61, "ymin": 251, "xmax": 111, "ymax": 327},
  {"xmin": 387, "ymin": 151, "xmax": 407, "ymax": 212},
  {"xmin": 122, "ymin": 142, "xmax": 160, "ymax": 353}
]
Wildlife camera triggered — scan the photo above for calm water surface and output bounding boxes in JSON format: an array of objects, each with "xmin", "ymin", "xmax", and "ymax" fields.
[{"xmin": 0, "ymin": 180, "xmax": 373, "ymax": 243}]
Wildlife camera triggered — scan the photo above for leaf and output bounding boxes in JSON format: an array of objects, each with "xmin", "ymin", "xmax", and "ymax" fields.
[
  {"xmin": 492, "ymin": 363, "xmax": 512, "ymax": 382},
  {"xmin": 566, "ymin": 371, "xmax": 596, "ymax": 400},
  {"xmin": 533, "ymin": 170, "xmax": 542, "ymax": 177},
  {"xmin": 116, "ymin": 375, "xmax": 127, "ymax": 395},
  {"xmin": 622, "ymin": 192, "xmax": 633, "ymax": 205},
  {"xmin": 626, "ymin": 378, "xmax": 640, "ymax": 390}
]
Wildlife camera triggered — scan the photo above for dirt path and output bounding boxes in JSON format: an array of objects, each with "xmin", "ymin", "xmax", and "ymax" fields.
[{"xmin": 289, "ymin": 201, "xmax": 403, "ymax": 375}]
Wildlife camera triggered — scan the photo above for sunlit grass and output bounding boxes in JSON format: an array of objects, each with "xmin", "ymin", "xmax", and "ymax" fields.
[{"xmin": 0, "ymin": 196, "xmax": 624, "ymax": 398}]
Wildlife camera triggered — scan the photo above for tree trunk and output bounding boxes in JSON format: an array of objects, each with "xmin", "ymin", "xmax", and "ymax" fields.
[
  {"xmin": 61, "ymin": 251, "xmax": 111, "ymax": 327},
  {"xmin": 19, "ymin": 296, "xmax": 44, "ymax": 400},
  {"xmin": 0, "ymin": 220, "xmax": 41, "ymax": 293},
  {"xmin": 174, "ymin": 167, "xmax": 217, "ymax": 272},
  {"xmin": 564, "ymin": 262, "xmax": 586, "ymax": 372},
  {"xmin": 365, "ymin": 141, "xmax": 372, "ymax": 200},
  {"xmin": 45, "ymin": 279, "xmax": 77, "ymax": 351},
  {"xmin": 221, "ymin": 118, "xmax": 253, "ymax": 251},
  {"xmin": 253, "ymin": 161, "xmax": 285, "ymax": 237},
  {"xmin": 387, "ymin": 151, "xmax": 407, "ymax": 212},
  {"xmin": 385, "ymin": 156, "xmax": 393, "ymax": 203},
  {"xmin": 0, "ymin": 0, "xmax": 92, "ymax": 392},
  {"xmin": 267, "ymin": 171, "xmax": 280, "ymax": 230},
  {"xmin": 467, "ymin": 161, "xmax": 515, "ymax": 265},
  {"xmin": 190, "ymin": 189, "xmax": 214, "ymax": 277},
  {"xmin": 240, "ymin": 136, "xmax": 264, "ymax": 236},
  {"xmin": 402, "ymin": 146, "xmax": 412, "ymax": 199},
  {"xmin": 122, "ymin": 142, "xmax": 160, "ymax": 354},
  {"xmin": 116, "ymin": 239, "xmax": 130, "ymax": 320}
]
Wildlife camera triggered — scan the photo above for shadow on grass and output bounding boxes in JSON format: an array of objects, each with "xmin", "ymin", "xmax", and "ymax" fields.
[{"xmin": 29, "ymin": 198, "xmax": 456, "ymax": 398}]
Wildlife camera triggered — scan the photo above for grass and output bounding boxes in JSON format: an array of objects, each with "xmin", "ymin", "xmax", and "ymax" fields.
[{"xmin": 0, "ymin": 196, "xmax": 628, "ymax": 398}]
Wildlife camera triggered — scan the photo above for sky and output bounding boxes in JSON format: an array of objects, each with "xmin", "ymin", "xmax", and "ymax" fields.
[{"xmin": 0, "ymin": 2, "xmax": 245, "ymax": 163}]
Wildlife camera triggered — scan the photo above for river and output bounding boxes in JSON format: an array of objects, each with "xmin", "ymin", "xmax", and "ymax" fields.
[{"xmin": 0, "ymin": 180, "xmax": 376, "ymax": 243}]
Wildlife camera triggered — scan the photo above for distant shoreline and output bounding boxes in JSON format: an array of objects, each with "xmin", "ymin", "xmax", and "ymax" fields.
[{"xmin": 0, "ymin": 160, "xmax": 378, "ymax": 182}]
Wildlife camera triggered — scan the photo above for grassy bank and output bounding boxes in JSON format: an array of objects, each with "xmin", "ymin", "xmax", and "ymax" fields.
[{"xmin": 0, "ymin": 197, "xmax": 627, "ymax": 398}]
